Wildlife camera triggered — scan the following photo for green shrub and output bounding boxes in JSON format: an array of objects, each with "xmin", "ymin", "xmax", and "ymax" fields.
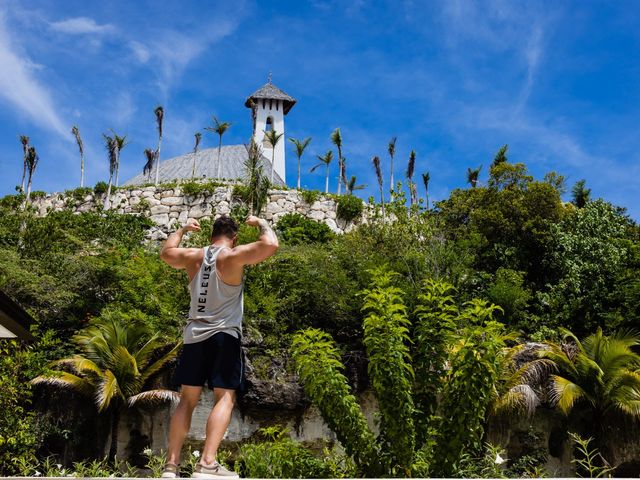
[
  {"xmin": 29, "ymin": 190, "xmax": 46, "ymax": 199},
  {"xmin": 237, "ymin": 426, "xmax": 351, "ymax": 478},
  {"xmin": 0, "ymin": 332, "xmax": 65, "ymax": 476},
  {"xmin": 94, "ymin": 181, "xmax": 108, "ymax": 195},
  {"xmin": 276, "ymin": 213, "xmax": 334, "ymax": 245},
  {"xmin": 65, "ymin": 187, "xmax": 93, "ymax": 202},
  {"xmin": 335, "ymin": 194, "xmax": 364, "ymax": 222},
  {"xmin": 300, "ymin": 189, "xmax": 320, "ymax": 205},
  {"xmin": 181, "ymin": 180, "xmax": 223, "ymax": 196},
  {"xmin": 0, "ymin": 193, "xmax": 25, "ymax": 209}
]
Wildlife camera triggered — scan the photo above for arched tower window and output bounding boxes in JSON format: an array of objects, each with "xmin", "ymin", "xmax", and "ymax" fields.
[{"xmin": 263, "ymin": 116, "xmax": 274, "ymax": 147}]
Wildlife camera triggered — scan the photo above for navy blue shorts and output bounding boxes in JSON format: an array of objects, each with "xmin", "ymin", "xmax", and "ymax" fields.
[{"xmin": 173, "ymin": 332, "xmax": 244, "ymax": 390}]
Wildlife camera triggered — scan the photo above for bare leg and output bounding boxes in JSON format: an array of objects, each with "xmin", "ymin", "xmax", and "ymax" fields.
[
  {"xmin": 166, "ymin": 386, "xmax": 202, "ymax": 465},
  {"xmin": 201, "ymin": 388, "xmax": 236, "ymax": 465}
]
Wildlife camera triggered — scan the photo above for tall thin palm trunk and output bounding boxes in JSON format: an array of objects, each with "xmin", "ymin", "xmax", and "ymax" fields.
[
  {"xmin": 422, "ymin": 172, "xmax": 430, "ymax": 210},
  {"xmin": 192, "ymin": 132, "xmax": 202, "ymax": 179},
  {"xmin": 331, "ymin": 128, "xmax": 343, "ymax": 195},
  {"xmin": 71, "ymin": 126, "xmax": 85, "ymax": 187},
  {"xmin": 325, "ymin": 163, "xmax": 329, "ymax": 193},
  {"xmin": 154, "ymin": 106, "xmax": 164, "ymax": 186},
  {"xmin": 388, "ymin": 137, "xmax": 397, "ymax": 196},
  {"xmin": 25, "ymin": 146, "xmax": 39, "ymax": 203},
  {"xmin": 19, "ymin": 135, "xmax": 29, "ymax": 193},
  {"xmin": 373, "ymin": 155, "xmax": 384, "ymax": 218},
  {"xmin": 289, "ymin": 137, "xmax": 311, "ymax": 190}
]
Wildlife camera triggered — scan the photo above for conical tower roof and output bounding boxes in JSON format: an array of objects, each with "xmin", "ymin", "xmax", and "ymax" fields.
[{"xmin": 245, "ymin": 78, "xmax": 296, "ymax": 114}]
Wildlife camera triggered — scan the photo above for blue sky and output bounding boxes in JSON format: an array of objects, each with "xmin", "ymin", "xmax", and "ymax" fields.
[{"xmin": 1, "ymin": 0, "xmax": 639, "ymax": 219}]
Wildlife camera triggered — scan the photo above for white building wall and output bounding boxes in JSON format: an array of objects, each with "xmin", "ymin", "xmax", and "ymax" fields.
[{"xmin": 253, "ymin": 99, "xmax": 286, "ymax": 182}]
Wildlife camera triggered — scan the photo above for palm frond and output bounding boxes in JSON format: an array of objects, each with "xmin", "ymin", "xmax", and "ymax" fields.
[
  {"xmin": 96, "ymin": 369, "xmax": 121, "ymax": 412},
  {"xmin": 550, "ymin": 375, "xmax": 588, "ymax": 414},
  {"xmin": 52, "ymin": 356, "xmax": 103, "ymax": 377},
  {"xmin": 388, "ymin": 136, "xmax": 397, "ymax": 157},
  {"xmin": 372, "ymin": 156, "xmax": 382, "ymax": 187},
  {"xmin": 128, "ymin": 389, "xmax": 180, "ymax": 408},
  {"xmin": 140, "ymin": 342, "xmax": 181, "ymax": 385},
  {"xmin": 406, "ymin": 150, "xmax": 416, "ymax": 180},
  {"xmin": 31, "ymin": 372, "xmax": 94, "ymax": 397}
]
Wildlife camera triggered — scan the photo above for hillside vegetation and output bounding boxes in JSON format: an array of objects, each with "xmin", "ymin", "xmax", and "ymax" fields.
[{"xmin": 1, "ymin": 156, "xmax": 639, "ymax": 477}]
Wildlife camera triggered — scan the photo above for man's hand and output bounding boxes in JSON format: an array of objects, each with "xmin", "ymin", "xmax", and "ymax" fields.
[
  {"xmin": 245, "ymin": 215, "xmax": 260, "ymax": 227},
  {"xmin": 183, "ymin": 218, "xmax": 201, "ymax": 232}
]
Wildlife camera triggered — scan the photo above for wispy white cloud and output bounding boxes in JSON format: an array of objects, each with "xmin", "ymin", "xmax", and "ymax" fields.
[
  {"xmin": 49, "ymin": 16, "xmax": 115, "ymax": 35},
  {"xmin": 129, "ymin": 19, "xmax": 238, "ymax": 98},
  {"xmin": 0, "ymin": 9, "xmax": 66, "ymax": 137},
  {"xmin": 128, "ymin": 40, "xmax": 150, "ymax": 63}
]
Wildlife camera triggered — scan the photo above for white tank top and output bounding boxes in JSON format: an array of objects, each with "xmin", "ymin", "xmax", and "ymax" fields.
[{"xmin": 184, "ymin": 246, "xmax": 243, "ymax": 344}]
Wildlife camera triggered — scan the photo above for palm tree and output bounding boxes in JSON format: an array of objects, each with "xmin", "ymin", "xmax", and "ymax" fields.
[
  {"xmin": 264, "ymin": 130, "xmax": 284, "ymax": 183},
  {"xmin": 143, "ymin": 149, "xmax": 156, "ymax": 181},
  {"xmin": 32, "ymin": 318, "xmax": 180, "ymax": 461},
  {"xmin": 242, "ymin": 140, "xmax": 270, "ymax": 215},
  {"xmin": 19, "ymin": 135, "xmax": 30, "ymax": 193},
  {"xmin": 153, "ymin": 106, "xmax": 164, "ymax": 186},
  {"xmin": 113, "ymin": 133, "xmax": 127, "ymax": 187},
  {"xmin": 422, "ymin": 172, "xmax": 430, "ymax": 210},
  {"xmin": 491, "ymin": 144, "xmax": 508, "ymax": 168},
  {"xmin": 373, "ymin": 155, "xmax": 384, "ymax": 217},
  {"xmin": 388, "ymin": 136, "xmax": 397, "ymax": 195},
  {"xmin": 71, "ymin": 126, "xmax": 85, "ymax": 188},
  {"xmin": 331, "ymin": 128, "xmax": 345, "ymax": 194},
  {"xmin": 24, "ymin": 146, "xmax": 39, "ymax": 202},
  {"xmin": 571, "ymin": 179, "xmax": 591, "ymax": 208},
  {"xmin": 347, "ymin": 175, "xmax": 366, "ymax": 195},
  {"xmin": 407, "ymin": 150, "xmax": 417, "ymax": 207},
  {"xmin": 540, "ymin": 328, "xmax": 640, "ymax": 460},
  {"xmin": 103, "ymin": 134, "xmax": 118, "ymax": 209},
  {"xmin": 191, "ymin": 132, "xmax": 202, "ymax": 179},
  {"xmin": 289, "ymin": 136, "xmax": 312, "ymax": 189},
  {"xmin": 205, "ymin": 116, "xmax": 231, "ymax": 180},
  {"xmin": 466, "ymin": 165, "xmax": 482, "ymax": 188},
  {"xmin": 311, "ymin": 150, "xmax": 333, "ymax": 194}
]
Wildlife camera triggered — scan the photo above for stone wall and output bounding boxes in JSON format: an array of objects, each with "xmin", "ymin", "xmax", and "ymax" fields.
[{"xmin": 30, "ymin": 185, "xmax": 362, "ymax": 239}]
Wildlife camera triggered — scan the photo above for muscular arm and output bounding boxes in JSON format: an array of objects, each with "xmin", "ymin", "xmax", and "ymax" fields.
[
  {"xmin": 228, "ymin": 217, "xmax": 279, "ymax": 266},
  {"xmin": 159, "ymin": 222, "xmax": 202, "ymax": 270}
]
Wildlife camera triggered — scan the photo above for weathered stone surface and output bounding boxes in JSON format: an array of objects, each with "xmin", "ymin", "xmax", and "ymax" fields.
[
  {"xmin": 308, "ymin": 210, "xmax": 325, "ymax": 221},
  {"xmin": 150, "ymin": 229, "xmax": 168, "ymax": 240},
  {"xmin": 150, "ymin": 213, "xmax": 169, "ymax": 225},
  {"xmin": 150, "ymin": 205, "xmax": 170, "ymax": 215},
  {"xmin": 161, "ymin": 196, "xmax": 183, "ymax": 206},
  {"xmin": 141, "ymin": 190, "xmax": 156, "ymax": 198},
  {"xmin": 178, "ymin": 209, "xmax": 188, "ymax": 224}
]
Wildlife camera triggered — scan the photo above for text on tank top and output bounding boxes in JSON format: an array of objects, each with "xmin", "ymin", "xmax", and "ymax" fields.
[{"xmin": 184, "ymin": 245, "xmax": 243, "ymax": 344}]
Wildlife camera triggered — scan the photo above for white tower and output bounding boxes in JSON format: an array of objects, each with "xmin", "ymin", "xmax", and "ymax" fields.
[{"xmin": 245, "ymin": 75, "xmax": 296, "ymax": 183}]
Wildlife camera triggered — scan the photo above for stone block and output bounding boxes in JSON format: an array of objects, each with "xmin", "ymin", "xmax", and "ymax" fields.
[
  {"xmin": 150, "ymin": 205, "xmax": 170, "ymax": 215},
  {"xmin": 170, "ymin": 205, "xmax": 184, "ymax": 212},
  {"xmin": 160, "ymin": 189, "xmax": 175, "ymax": 198},
  {"xmin": 325, "ymin": 218, "xmax": 340, "ymax": 233},
  {"xmin": 141, "ymin": 191, "xmax": 156, "ymax": 198},
  {"xmin": 178, "ymin": 210, "xmax": 188, "ymax": 224},
  {"xmin": 308, "ymin": 210, "xmax": 325, "ymax": 221},
  {"xmin": 162, "ymin": 196, "xmax": 184, "ymax": 206},
  {"xmin": 150, "ymin": 213, "xmax": 169, "ymax": 225},
  {"xmin": 150, "ymin": 229, "xmax": 168, "ymax": 240},
  {"xmin": 169, "ymin": 211, "xmax": 179, "ymax": 218}
]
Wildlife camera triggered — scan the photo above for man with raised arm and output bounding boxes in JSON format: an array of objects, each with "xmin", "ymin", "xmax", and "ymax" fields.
[{"xmin": 159, "ymin": 215, "xmax": 278, "ymax": 479}]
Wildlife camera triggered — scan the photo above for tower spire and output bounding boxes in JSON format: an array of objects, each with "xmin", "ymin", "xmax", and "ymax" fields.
[{"xmin": 268, "ymin": 71, "xmax": 273, "ymax": 84}]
